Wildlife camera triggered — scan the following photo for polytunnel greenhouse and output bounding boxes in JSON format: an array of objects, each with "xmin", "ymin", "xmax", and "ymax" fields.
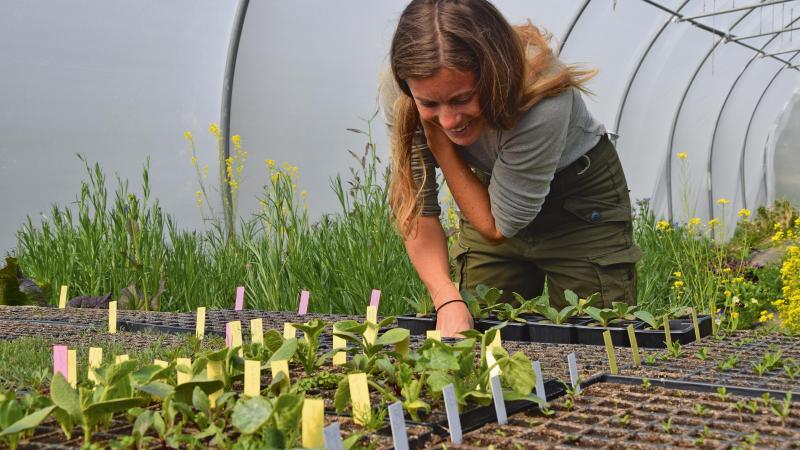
[{"xmin": 0, "ymin": 1, "xmax": 799, "ymax": 449}]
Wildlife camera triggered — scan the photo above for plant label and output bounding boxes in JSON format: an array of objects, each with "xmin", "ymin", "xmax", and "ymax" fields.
[
  {"xmin": 533, "ymin": 361, "xmax": 547, "ymax": 410},
  {"xmin": 271, "ymin": 359, "xmax": 290, "ymax": 388},
  {"xmin": 690, "ymin": 307, "xmax": 701, "ymax": 342},
  {"xmin": 283, "ymin": 322, "xmax": 297, "ymax": 340},
  {"xmin": 53, "ymin": 345, "xmax": 68, "ymax": 379},
  {"xmin": 176, "ymin": 358, "xmax": 192, "ymax": 384},
  {"xmin": 298, "ymin": 290, "xmax": 310, "ymax": 315},
  {"xmin": 442, "ymin": 384, "xmax": 462, "ymax": 444},
  {"xmin": 250, "ymin": 318, "xmax": 264, "ymax": 345},
  {"xmin": 489, "ymin": 330, "xmax": 502, "ymax": 349},
  {"xmin": 228, "ymin": 321, "xmax": 243, "ymax": 356},
  {"xmin": 323, "ymin": 422, "xmax": 343, "ymax": 450},
  {"xmin": 108, "ymin": 300, "xmax": 117, "ymax": 334},
  {"xmin": 244, "ymin": 360, "xmax": 260, "ymax": 397},
  {"xmin": 370, "ymin": 289, "xmax": 381, "ymax": 308},
  {"xmin": 115, "ymin": 354, "xmax": 129, "ymax": 364},
  {"xmin": 426, "ymin": 329, "xmax": 441, "ymax": 341},
  {"xmin": 67, "ymin": 349, "xmax": 77, "ymax": 388},
  {"xmin": 59, "ymin": 285, "xmax": 68, "ymax": 309},
  {"xmin": 235, "ymin": 286, "xmax": 245, "ymax": 310},
  {"xmin": 490, "ymin": 375, "xmax": 508, "ymax": 424},
  {"xmin": 663, "ymin": 316, "xmax": 673, "ymax": 348},
  {"xmin": 602, "ymin": 330, "xmax": 618, "ymax": 375},
  {"xmin": 88, "ymin": 347, "xmax": 103, "ymax": 383},
  {"xmin": 207, "ymin": 360, "xmax": 224, "ymax": 407},
  {"xmin": 486, "ymin": 346, "xmax": 501, "ymax": 378},
  {"xmin": 348, "ymin": 373, "xmax": 371, "ymax": 425},
  {"xmin": 567, "ymin": 352, "xmax": 580, "ymax": 395},
  {"xmin": 332, "ymin": 334, "xmax": 346, "ymax": 366},
  {"xmin": 388, "ymin": 401, "xmax": 410, "ymax": 450},
  {"xmin": 196, "ymin": 307, "xmax": 206, "ymax": 340},
  {"xmin": 627, "ymin": 324, "xmax": 641, "ymax": 366},
  {"xmin": 365, "ymin": 306, "xmax": 378, "ymax": 345},
  {"xmin": 153, "ymin": 359, "xmax": 168, "ymax": 368},
  {"xmin": 302, "ymin": 398, "xmax": 324, "ymax": 449}
]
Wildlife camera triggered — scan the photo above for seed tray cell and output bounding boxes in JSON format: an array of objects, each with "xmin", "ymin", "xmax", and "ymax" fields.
[{"xmin": 427, "ymin": 376, "xmax": 800, "ymax": 449}]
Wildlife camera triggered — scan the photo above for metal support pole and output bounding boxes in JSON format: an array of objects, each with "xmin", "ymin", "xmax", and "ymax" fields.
[
  {"xmin": 680, "ymin": 0, "xmax": 796, "ymax": 22},
  {"xmin": 219, "ymin": 0, "xmax": 250, "ymax": 239},
  {"xmin": 761, "ymin": 47, "xmax": 800, "ymax": 57},
  {"xmin": 559, "ymin": 0, "xmax": 592, "ymax": 56},
  {"xmin": 730, "ymin": 26, "xmax": 800, "ymax": 41}
]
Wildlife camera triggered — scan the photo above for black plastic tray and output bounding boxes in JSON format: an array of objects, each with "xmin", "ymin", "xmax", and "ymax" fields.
[{"xmin": 396, "ymin": 315, "xmax": 437, "ymax": 335}]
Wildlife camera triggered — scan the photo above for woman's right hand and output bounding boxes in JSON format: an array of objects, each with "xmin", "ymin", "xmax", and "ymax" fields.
[{"xmin": 436, "ymin": 301, "xmax": 474, "ymax": 338}]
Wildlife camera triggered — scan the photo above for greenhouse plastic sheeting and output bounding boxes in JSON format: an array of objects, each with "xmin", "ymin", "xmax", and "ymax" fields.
[{"xmin": 1, "ymin": 0, "xmax": 798, "ymax": 253}]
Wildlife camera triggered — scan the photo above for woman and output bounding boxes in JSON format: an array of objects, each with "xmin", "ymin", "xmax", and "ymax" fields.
[{"xmin": 381, "ymin": 0, "xmax": 642, "ymax": 337}]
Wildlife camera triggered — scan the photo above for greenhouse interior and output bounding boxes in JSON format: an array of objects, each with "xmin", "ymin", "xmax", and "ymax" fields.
[{"xmin": 0, "ymin": 0, "xmax": 799, "ymax": 448}]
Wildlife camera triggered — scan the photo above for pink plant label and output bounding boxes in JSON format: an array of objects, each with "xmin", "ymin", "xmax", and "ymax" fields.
[
  {"xmin": 53, "ymin": 345, "xmax": 68, "ymax": 378},
  {"xmin": 298, "ymin": 290, "xmax": 310, "ymax": 315},
  {"xmin": 370, "ymin": 289, "xmax": 381, "ymax": 309},
  {"xmin": 225, "ymin": 323, "xmax": 232, "ymax": 348},
  {"xmin": 235, "ymin": 286, "xmax": 245, "ymax": 311}
]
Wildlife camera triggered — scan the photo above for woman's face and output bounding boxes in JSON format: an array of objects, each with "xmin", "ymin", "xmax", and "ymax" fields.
[{"xmin": 406, "ymin": 67, "xmax": 486, "ymax": 147}]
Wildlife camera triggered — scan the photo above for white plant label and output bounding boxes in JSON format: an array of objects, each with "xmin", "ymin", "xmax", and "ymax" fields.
[
  {"xmin": 490, "ymin": 375, "xmax": 507, "ymax": 425},
  {"xmin": 323, "ymin": 422, "xmax": 343, "ymax": 450},
  {"xmin": 533, "ymin": 360, "xmax": 547, "ymax": 410},
  {"xmin": 443, "ymin": 383, "xmax": 462, "ymax": 444},
  {"xmin": 568, "ymin": 352, "xmax": 580, "ymax": 395},
  {"xmin": 388, "ymin": 401, "xmax": 410, "ymax": 450}
]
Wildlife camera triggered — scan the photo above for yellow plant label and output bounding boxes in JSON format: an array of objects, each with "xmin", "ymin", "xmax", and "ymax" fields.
[
  {"xmin": 271, "ymin": 359, "xmax": 290, "ymax": 387},
  {"xmin": 153, "ymin": 359, "xmax": 168, "ymax": 368},
  {"xmin": 663, "ymin": 316, "xmax": 673, "ymax": 347},
  {"xmin": 108, "ymin": 301, "xmax": 117, "ymax": 334},
  {"xmin": 67, "ymin": 349, "xmax": 77, "ymax": 388},
  {"xmin": 395, "ymin": 335, "xmax": 409, "ymax": 358},
  {"xmin": 488, "ymin": 330, "xmax": 502, "ymax": 350},
  {"xmin": 115, "ymin": 354, "xmax": 129, "ymax": 364},
  {"xmin": 426, "ymin": 330, "xmax": 441, "ymax": 342},
  {"xmin": 348, "ymin": 373, "xmax": 371, "ymax": 425},
  {"xmin": 176, "ymin": 357, "xmax": 192, "ymax": 384},
  {"xmin": 332, "ymin": 334, "xmax": 347, "ymax": 366},
  {"xmin": 59, "ymin": 285, "xmax": 68, "ymax": 309},
  {"xmin": 302, "ymin": 398, "xmax": 324, "ymax": 448},
  {"xmin": 244, "ymin": 360, "xmax": 261, "ymax": 397},
  {"xmin": 689, "ymin": 307, "xmax": 701, "ymax": 342},
  {"xmin": 229, "ymin": 321, "xmax": 243, "ymax": 356},
  {"xmin": 283, "ymin": 322, "xmax": 296, "ymax": 340},
  {"xmin": 196, "ymin": 307, "xmax": 206, "ymax": 340},
  {"xmin": 88, "ymin": 347, "xmax": 103, "ymax": 383},
  {"xmin": 207, "ymin": 360, "xmax": 224, "ymax": 407},
  {"xmin": 365, "ymin": 306, "xmax": 378, "ymax": 345},
  {"xmin": 486, "ymin": 346, "xmax": 501, "ymax": 378},
  {"xmin": 602, "ymin": 330, "xmax": 618, "ymax": 375},
  {"xmin": 627, "ymin": 324, "xmax": 641, "ymax": 367},
  {"xmin": 250, "ymin": 318, "xmax": 264, "ymax": 345}
]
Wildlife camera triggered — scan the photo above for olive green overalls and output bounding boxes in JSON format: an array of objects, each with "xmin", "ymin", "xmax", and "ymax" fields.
[{"xmin": 450, "ymin": 134, "xmax": 642, "ymax": 308}]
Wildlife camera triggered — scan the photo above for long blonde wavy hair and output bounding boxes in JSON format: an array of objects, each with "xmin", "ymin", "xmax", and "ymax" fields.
[{"xmin": 389, "ymin": 0, "xmax": 596, "ymax": 237}]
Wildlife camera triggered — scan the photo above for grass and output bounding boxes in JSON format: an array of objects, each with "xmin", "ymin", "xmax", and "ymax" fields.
[{"xmin": 13, "ymin": 116, "xmax": 426, "ymax": 315}]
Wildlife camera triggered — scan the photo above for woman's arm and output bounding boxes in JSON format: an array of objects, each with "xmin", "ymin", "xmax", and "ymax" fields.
[
  {"xmin": 404, "ymin": 215, "xmax": 473, "ymax": 337},
  {"xmin": 422, "ymin": 122, "xmax": 506, "ymax": 245}
]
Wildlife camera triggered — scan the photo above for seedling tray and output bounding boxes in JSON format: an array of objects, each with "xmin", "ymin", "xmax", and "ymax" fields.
[
  {"xmin": 475, "ymin": 318, "xmax": 532, "ymax": 342},
  {"xmin": 396, "ymin": 314, "xmax": 437, "ymax": 335},
  {"xmin": 433, "ymin": 373, "xmax": 800, "ymax": 449},
  {"xmin": 528, "ymin": 316, "xmax": 591, "ymax": 344}
]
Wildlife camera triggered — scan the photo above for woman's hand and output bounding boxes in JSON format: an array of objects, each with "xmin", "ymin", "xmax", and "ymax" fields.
[
  {"xmin": 436, "ymin": 300, "xmax": 474, "ymax": 338},
  {"xmin": 420, "ymin": 119, "xmax": 456, "ymax": 158}
]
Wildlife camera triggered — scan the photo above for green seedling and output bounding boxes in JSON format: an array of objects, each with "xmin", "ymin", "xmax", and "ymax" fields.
[
  {"xmin": 717, "ymin": 354, "xmax": 739, "ymax": 371},
  {"xmin": 665, "ymin": 340, "xmax": 684, "ymax": 359},
  {"xmin": 615, "ymin": 414, "xmax": 631, "ymax": 426},
  {"xmin": 753, "ymin": 350, "xmax": 783, "ymax": 376},
  {"xmin": 760, "ymin": 392, "xmax": 772, "ymax": 407},
  {"xmin": 742, "ymin": 431, "xmax": 760, "ymax": 447},
  {"xmin": 641, "ymin": 378, "xmax": 651, "ymax": 389},
  {"xmin": 633, "ymin": 310, "xmax": 659, "ymax": 330},
  {"xmin": 693, "ymin": 403, "xmax": 709, "ymax": 417},
  {"xmin": 535, "ymin": 302, "xmax": 577, "ymax": 325},
  {"xmin": 716, "ymin": 386, "xmax": 728, "ymax": 402},
  {"xmin": 610, "ymin": 301, "xmax": 638, "ymax": 321},
  {"xmin": 783, "ymin": 358, "xmax": 800, "ymax": 380},
  {"xmin": 733, "ymin": 400, "xmax": 746, "ymax": 414},
  {"xmin": 564, "ymin": 290, "xmax": 599, "ymax": 316},
  {"xmin": 769, "ymin": 393, "xmax": 792, "ymax": 425},
  {"xmin": 644, "ymin": 354, "xmax": 657, "ymax": 365},
  {"xmin": 753, "ymin": 362, "xmax": 769, "ymax": 376},
  {"xmin": 694, "ymin": 347, "xmax": 709, "ymax": 361},
  {"xmin": 660, "ymin": 416, "xmax": 673, "ymax": 434},
  {"xmin": 585, "ymin": 306, "xmax": 618, "ymax": 327},
  {"xmin": 291, "ymin": 319, "xmax": 330, "ymax": 375},
  {"xmin": 694, "ymin": 425, "xmax": 712, "ymax": 446},
  {"xmin": 746, "ymin": 399, "xmax": 759, "ymax": 414}
]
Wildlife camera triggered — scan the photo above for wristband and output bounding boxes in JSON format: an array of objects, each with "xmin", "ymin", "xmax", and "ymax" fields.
[{"xmin": 435, "ymin": 299, "xmax": 468, "ymax": 314}]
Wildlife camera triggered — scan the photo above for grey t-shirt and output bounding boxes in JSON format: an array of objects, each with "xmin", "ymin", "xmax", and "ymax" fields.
[{"xmin": 379, "ymin": 74, "xmax": 606, "ymax": 238}]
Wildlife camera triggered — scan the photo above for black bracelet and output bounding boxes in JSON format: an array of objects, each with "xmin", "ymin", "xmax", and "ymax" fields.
[{"xmin": 435, "ymin": 299, "xmax": 467, "ymax": 314}]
